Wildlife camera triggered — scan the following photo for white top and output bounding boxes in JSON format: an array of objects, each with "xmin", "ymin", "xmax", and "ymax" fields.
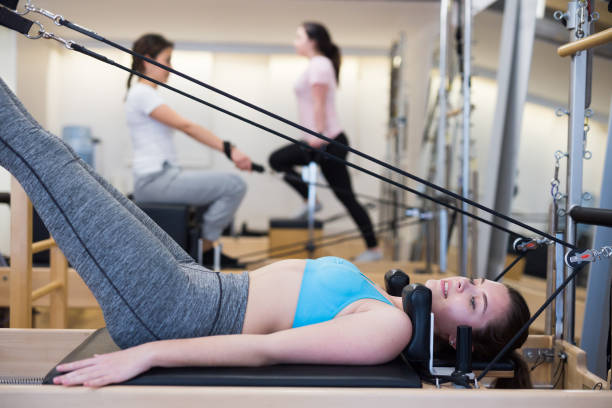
[
  {"xmin": 125, "ymin": 82, "xmax": 178, "ymax": 178},
  {"xmin": 294, "ymin": 55, "xmax": 343, "ymax": 144}
]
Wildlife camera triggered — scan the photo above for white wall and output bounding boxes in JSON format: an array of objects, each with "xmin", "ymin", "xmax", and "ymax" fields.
[{"xmin": 0, "ymin": 28, "xmax": 17, "ymax": 256}]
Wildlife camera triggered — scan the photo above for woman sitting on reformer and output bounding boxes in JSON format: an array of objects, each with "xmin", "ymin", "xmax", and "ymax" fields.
[{"xmin": 0, "ymin": 77, "xmax": 531, "ymax": 388}]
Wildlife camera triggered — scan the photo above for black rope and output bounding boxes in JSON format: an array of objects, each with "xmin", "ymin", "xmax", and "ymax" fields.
[
  {"xmin": 493, "ymin": 252, "xmax": 527, "ymax": 282},
  {"xmin": 476, "ymin": 263, "xmax": 586, "ymax": 381},
  {"xmin": 57, "ymin": 17, "xmax": 577, "ymax": 251}
]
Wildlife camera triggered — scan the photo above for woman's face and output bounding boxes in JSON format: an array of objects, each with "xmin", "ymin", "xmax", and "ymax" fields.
[
  {"xmin": 294, "ymin": 26, "xmax": 316, "ymax": 56},
  {"xmin": 143, "ymin": 47, "xmax": 173, "ymax": 84},
  {"xmin": 425, "ymin": 276, "xmax": 510, "ymax": 343}
]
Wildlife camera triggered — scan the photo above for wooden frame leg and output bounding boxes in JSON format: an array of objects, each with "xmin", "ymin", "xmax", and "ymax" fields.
[
  {"xmin": 49, "ymin": 246, "xmax": 68, "ymax": 328},
  {"xmin": 9, "ymin": 177, "xmax": 32, "ymax": 328}
]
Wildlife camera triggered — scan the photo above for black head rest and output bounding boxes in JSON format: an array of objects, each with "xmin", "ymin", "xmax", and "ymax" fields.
[
  {"xmin": 401, "ymin": 283, "xmax": 432, "ymax": 363},
  {"xmin": 384, "ymin": 269, "xmax": 410, "ymax": 297}
]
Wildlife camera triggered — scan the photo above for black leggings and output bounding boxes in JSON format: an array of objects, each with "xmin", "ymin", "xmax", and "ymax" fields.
[{"xmin": 269, "ymin": 133, "xmax": 377, "ymax": 248}]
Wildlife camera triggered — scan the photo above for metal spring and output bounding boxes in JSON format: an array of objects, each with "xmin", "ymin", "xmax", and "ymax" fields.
[{"xmin": 0, "ymin": 376, "xmax": 44, "ymax": 385}]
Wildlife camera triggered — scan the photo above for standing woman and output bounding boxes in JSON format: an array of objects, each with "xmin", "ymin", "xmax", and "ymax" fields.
[
  {"xmin": 269, "ymin": 22, "xmax": 381, "ymax": 262},
  {"xmin": 125, "ymin": 33, "xmax": 252, "ymax": 268}
]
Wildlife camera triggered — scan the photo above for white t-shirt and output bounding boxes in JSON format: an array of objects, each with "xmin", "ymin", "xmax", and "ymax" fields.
[{"xmin": 125, "ymin": 82, "xmax": 178, "ymax": 178}]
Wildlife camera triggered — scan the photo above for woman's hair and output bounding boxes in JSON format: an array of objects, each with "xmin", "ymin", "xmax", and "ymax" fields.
[
  {"xmin": 436, "ymin": 285, "xmax": 533, "ymax": 388},
  {"xmin": 302, "ymin": 22, "xmax": 341, "ymax": 84},
  {"xmin": 473, "ymin": 285, "xmax": 532, "ymax": 388},
  {"xmin": 126, "ymin": 33, "xmax": 174, "ymax": 91}
]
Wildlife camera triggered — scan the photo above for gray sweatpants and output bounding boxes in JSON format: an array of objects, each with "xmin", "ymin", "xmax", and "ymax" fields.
[
  {"xmin": 0, "ymin": 77, "xmax": 249, "ymax": 348},
  {"xmin": 134, "ymin": 164, "xmax": 247, "ymax": 242}
]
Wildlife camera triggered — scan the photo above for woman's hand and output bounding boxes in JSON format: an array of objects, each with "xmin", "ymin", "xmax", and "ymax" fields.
[
  {"xmin": 231, "ymin": 147, "xmax": 253, "ymax": 171},
  {"xmin": 53, "ymin": 344, "xmax": 154, "ymax": 387}
]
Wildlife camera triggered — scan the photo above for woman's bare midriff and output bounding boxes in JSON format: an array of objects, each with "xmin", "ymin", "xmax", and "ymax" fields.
[{"xmin": 240, "ymin": 259, "xmax": 402, "ymax": 334}]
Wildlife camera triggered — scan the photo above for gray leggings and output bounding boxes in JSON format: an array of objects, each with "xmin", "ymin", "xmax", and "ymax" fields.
[
  {"xmin": 0, "ymin": 78, "xmax": 249, "ymax": 348},
  {"xmin": 134, "ymin": 164, "xmax": 246, "ymax": 242}
]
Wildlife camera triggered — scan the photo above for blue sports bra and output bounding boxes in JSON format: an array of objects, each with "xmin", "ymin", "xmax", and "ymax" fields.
[{"xmin": 292, "ymin": 256, "xmax": 393, "ymax": 328}]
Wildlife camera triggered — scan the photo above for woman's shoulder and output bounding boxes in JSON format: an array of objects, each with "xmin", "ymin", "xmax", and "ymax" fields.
[
  {"xmin": 127, "ymin": 82, "xmax": 157, "ymax": 99},
  {"xmin": 125, "ymin": 82, "xmax": 164, "ymax": 112},
  {"xmin": 310, "ymin": 55, "xmax": 334, "ymax": 70}
]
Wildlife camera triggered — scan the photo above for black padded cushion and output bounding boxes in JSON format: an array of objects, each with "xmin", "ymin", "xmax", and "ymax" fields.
[
  {"xmin": 44, "ymin": 328, "xmax": 422, "ymax": 388},
  {"xmin": 0, "ymin": 0, "xmax": 19, "ymax": 11},
  {"xmin": 384, "ymin": 269, "xmax": 410, "ymax": 297},
  {"xmin": 401, "ymin": 284, "xmax": 432, "ymax": 363},
  {"xmin": 136, "ymin": 202, "xmax": 190, "ymax": 249},
  {"xmin": 398, "ymin": 284, "xmax": 515, "ymax": 373},
  {"xmin": 270, "ymin": 218, "xmax": 323, "ymax": 229}
]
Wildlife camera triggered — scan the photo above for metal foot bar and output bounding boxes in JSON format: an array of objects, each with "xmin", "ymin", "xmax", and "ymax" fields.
[{"xmin": 557, "ymin": 27, "xmax": 612, "ymax": 57}]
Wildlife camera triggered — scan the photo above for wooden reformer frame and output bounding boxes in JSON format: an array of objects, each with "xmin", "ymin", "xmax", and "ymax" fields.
[{"xmin": 8, "ymin": 177, "xmax": 68, "ymax": 328}]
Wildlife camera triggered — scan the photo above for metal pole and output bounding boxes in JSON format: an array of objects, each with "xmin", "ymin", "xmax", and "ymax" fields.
[
  {"xmin": 213, "ymin": 243, "xmax": 222, "ymax": 272},
  {"xmin": 307, "ymin": 161, "xmax": 318, "ymax": 258},
  {"xmin": 395, "ymin": 32, "xmax": 407, "ymax": 261},
  {"xmin": 580, "ymin": 95, "xmax": 612, "ymax": 378},
  {"xmin": 436, "ymin": 0, "xmax": 449, "ymax": 188},
  {"xmin": 564, "ymin": 0, "xmax": 589, "ymax": 345},
  {"xmin": 460, "ymin": 0, "xmax": 472, "ymax": 277},
  {"xmin": 439, "ymin": 208, "xmax": 448, "ymax": 273},
  {"xmin": 470, "ymin": 170, "xmax": 479, "ymax": 276},
  {"xmin": 555, "ymin": 234, "xmax": 565, "ymax": 339},
  {"xmin": 435, "ymin": 0, "xmax": 449, "ymax": 275},
  {"xmin": 545, "ymin": 204, "xmax": 556, "ymax": 335}
]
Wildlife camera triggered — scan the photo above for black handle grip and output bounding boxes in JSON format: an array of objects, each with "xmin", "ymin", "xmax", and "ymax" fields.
[
  {"xmin": 569, "ymin": 206, "xmax": 612, "ymax": 227},
  {"xmin": 251, "ymin": 163, "xmax": 265, "ymax": 173}
]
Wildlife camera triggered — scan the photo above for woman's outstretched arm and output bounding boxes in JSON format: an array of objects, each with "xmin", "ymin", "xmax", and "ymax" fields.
[
  {"xmin": 150, "ymin": 104, "xmax": 252, "ymax": 171},
  {"xmin": 53, "ymin": 307, "xmax": 412, "ymax": 387}
]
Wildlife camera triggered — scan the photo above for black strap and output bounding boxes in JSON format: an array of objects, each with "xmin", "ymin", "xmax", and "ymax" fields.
[
  {"xmin": 0, "ymin": 6, "xmax": 32, "ymax": 35},
  {"xmin": 493, "ymin": 252, "xmax": 527, "ymax": 282},
  {"xmin": 223, "ymin": 140, "xmax": 233, "ymax": 160},
  {"xmin": 0, "ymin": 0, "xmax": 19, "ymax": 10}
]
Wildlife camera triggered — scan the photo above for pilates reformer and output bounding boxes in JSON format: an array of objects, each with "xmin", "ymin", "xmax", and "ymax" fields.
[{"xmin": 0, "ymin": 0, "xmax": 611, "ymax": 404}]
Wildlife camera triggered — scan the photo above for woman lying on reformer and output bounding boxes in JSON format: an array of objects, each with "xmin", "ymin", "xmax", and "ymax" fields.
[{"xmin": 0, "ymin": 77, "xmax": 531, "ymax": 388}]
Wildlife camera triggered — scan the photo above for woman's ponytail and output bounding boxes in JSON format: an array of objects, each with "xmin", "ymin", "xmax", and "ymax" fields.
[
  {"xmin": 327, "ymin": 42, "xmax": 341, "ymax": 84},
  {"xmin": 302, "ymin": 22, "xmax": 342, "ymax": 84}
]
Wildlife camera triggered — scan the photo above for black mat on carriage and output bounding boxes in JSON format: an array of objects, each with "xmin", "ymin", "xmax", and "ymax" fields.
[{"xmin": 43, "ymin": 328, "xmax": 422, "ymax": 388}]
